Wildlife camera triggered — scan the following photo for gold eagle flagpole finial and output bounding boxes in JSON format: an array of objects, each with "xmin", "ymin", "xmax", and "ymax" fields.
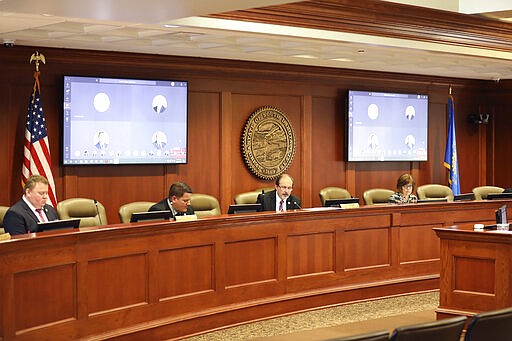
[{"xmin": 29, "ymin": 51, "xmax": 46, "ymax": 72}]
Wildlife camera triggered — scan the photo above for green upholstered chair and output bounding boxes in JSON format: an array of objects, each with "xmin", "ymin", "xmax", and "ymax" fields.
[
  {"xmin": 319, "ymin": 187, "xmax": 352, "ymax": 206},
  {"xmin": 118, "ymin": 201, "xmax": 156, "ymax": 223},
  {"xmin": 190, "ymin": 193, "xmax": 221, "ymax": 218},
  {"xmin": 57, "ymin": 198, "xmax": 108, "ymax": 227},
  {"xmin": 0, "ymin": 206, "xmax": 10, "ymax": 235},
  {"xmin": 363, "ymin": 188, "xmax": 395, "ymax": 205},
  {"xmin": 417, "ymin": 184, "xmax": 454, "ymax": 202},
  {"xmin": 472, "ymin": 186, "xmax": 504, "ymax": 200}
]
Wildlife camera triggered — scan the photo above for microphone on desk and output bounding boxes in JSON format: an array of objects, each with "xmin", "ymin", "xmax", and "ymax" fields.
[
  {"xmin": 94, "ymin": 199, "xmax": 102, "ymax": 225},
  {"xmin": 287, "ymin": 200, "xmax": 301, "ymax": 210}
]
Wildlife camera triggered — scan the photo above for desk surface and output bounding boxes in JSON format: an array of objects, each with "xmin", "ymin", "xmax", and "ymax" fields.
[{"xmin": 0, "ymin": 200, "xmax": 509, "ymax": 340}]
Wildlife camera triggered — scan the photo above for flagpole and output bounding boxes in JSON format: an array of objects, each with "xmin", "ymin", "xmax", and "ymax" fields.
[{"xmin": 23, "ymin": 51, "xmax": 58, "ymax": 207}]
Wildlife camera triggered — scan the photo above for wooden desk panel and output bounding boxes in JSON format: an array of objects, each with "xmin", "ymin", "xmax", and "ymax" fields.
[
  {"xmin": 435, "ymin": 219, "xmax": 512, "ymax": 320},
  {"xmin": 0, "ymin": 201, "xmax": 508, "ymax": 340}
]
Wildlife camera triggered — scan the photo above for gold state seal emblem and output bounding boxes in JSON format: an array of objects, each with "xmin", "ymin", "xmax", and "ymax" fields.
[{"xmin": 241, "ymin": 106, "xmax": 296, "ymax": 180}]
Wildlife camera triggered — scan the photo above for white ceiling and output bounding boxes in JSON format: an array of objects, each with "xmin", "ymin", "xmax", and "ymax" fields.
[{"xmin": 1, "ymin": 0, "xmax": 512, "ymax": 80}]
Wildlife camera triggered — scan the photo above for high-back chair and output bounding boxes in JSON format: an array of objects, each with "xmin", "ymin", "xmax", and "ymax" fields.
[
  {"xmin": 363, "ymin": 188, "xmax": 395, "ymax": 205},
  {"xmin": 389, "ymin": 315, "xmax": 466, "ymax": 341},
  {"xmin": 464, "ymin": 306, "xmax": 512, "ymax": 341},
  {"xmin": 234, "ymin": 187, "xmax": 274, "ymax": 204},
  {"xmin": 319, "ymin": 187, "xmax": 352, "ymax": 206},
  {"xmin": 0, "ymin": 206, "xmax": 10, "ymax": 236},
  {"xmin": 234, "ymin": 191, "xmax": 261, "ymax": 204},
  {"xmin": 326, "ymin": 330, "xmax": 389, "ymax": 341},
  {"xmin": 57, "ymin": 198, "xmax": 108, "ymax": 227},
  {"xmin": 471, "ymin": 186, "xmax": 505, "ymax": 200},
  {"xmin": 190, "ymin": 193, "xmax": 221, "ymax": 218},
  {"xmin": 417, "ymin": 184, "xmax": 454, "ymax": 202},
  {"xmin": 118, "ymin": 201, "xmax": 156, "ymax": 223}
]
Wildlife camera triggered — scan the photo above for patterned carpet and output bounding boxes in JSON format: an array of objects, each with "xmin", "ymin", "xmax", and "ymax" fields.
[{"xmin": 183, "ymin": 291, "xmax": 439, "ymax": 340}]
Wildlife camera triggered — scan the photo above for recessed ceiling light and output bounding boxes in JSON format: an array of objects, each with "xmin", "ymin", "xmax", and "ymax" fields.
[
  {"xmin": 292, "ymin": 54, "xmax": 318, "ymax": 59},
  {"xmin": 163, "ymin": 24, "xmax": 180, "ymax": 28},
  {"xmin": 331, "ymin": 57, "xmax": 353, "ymax": 62}
]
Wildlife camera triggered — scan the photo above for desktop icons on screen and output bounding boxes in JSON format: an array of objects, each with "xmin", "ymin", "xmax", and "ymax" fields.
[{"xmin": 62, "ymin": 76, "xmax": 188, "ymax": 165}]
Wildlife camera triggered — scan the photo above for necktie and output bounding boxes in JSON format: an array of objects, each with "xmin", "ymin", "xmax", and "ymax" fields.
[
  {"xmin": 279, "ymin": 200, "xmax": 284, "ymax": 212},
  {"xmin": 36, "ymin": 208, "xmax": 46, "ymax": 222}
]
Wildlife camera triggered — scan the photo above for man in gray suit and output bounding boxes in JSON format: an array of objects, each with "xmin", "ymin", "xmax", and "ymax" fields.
[{"xmin": 4, "ymin": 174, "xmax": 59, "ymax": 235}]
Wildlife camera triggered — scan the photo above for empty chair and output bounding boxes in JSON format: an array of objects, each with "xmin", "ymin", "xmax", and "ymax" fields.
[
  {"xmin": 326, "ymin": 330, "xmax": 389, "ymax": 341},
  {"xmin": 472, "ymin": 186, "xmax": 504, "ymax": 200},
  {"xmin": 234, "ymin": 190, "xmax": 262, "ymax": 204},
  {"xmin": 57, "ymin": 198, "xmax": 108, "ymax": 227},
  {"xmin": 234, "ymin": 187, "xmax": 274, "ymax": 204},
  {"xmin": 118, "ymin": 201, "xmax": 156, "ymax": 223},
  {"xmin": 464, "ymin": 306, "xmax": 512, "ymax": 341},
  {"xmin": 417, "ymin": 184, "xmax": 454, "ymax": 202},
  {"xmin": 319, "ymin": 187, "xmax": 352, "ymax": 205},
  {"xmin": 363, "ymin": 188, "xmax": 395, "ymax": 205},
  {"xmin": 190, "ymin": 193, "xmax": 221, "ymax": 218},
  {"xmin": 389, "ymin": 315, "xmax": 466, "ymax": 341}
]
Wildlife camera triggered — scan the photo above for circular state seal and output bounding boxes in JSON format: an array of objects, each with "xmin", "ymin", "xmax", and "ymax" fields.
[{"xmin": 241, "ymin": 106, "xmax": 296, "ymax": 180}]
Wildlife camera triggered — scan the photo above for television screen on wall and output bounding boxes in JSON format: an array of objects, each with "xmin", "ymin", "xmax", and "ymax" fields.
[
  {"xmin": 62, "ymin": 76, "xmax": 188, "ymax": 165},
  {"xmin": 347, "ymin": 90, "xmax": 428, "ymax": 162}
]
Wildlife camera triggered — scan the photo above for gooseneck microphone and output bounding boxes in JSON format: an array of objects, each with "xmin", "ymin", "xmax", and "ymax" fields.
[
  {"xmin": 93, "ymin": 199, "xmax": 102, "ymax": 225},
  {"xmin": 287, "ymin": 199, "xmax": 302, "ymax": 210}
]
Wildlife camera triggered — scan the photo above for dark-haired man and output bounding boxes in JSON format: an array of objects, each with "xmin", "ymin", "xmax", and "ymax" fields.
[
  {"xmin": 4, "ymin": 174, "xmax": 59, "ymax": 235},
  {"xmin": 149, "ymin": 182, "xmax": 195, "ymax": 218},
  {"xmin": 257, "ymin": 174, "xmax": 301, "ymax": 212}
]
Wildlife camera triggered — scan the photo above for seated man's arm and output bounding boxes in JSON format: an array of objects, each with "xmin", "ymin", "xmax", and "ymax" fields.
[{"xmin": 3, "ymin": 210, "xmax": 29, "ymax": 235}]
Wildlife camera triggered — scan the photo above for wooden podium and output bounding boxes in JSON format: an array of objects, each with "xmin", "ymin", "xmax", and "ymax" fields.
[{"xmin": 435, "ymin": 225, "xmax": 512, "ymax": 320}]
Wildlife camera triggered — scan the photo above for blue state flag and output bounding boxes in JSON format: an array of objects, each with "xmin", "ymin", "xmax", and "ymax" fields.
[{"xmin": 444, "ymin": 96, "xmax": 461, "ymax": 195}]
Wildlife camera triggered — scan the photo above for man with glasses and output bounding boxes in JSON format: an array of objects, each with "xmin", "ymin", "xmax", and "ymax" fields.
[
  {"xmin": 149, "ymin": 181, "xmax": 195, "ymax": 218},
  {"xmin": 4, "ymin": 174, "xmax": 59, "ymax": 235},
  {"xmin": 257, "ymin": 173, "xmax": 301, "ymax": 212}
]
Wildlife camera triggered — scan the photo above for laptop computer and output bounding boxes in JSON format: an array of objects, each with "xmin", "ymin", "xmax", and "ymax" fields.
[{"xmin": 37, "ymin": 218, "xmax": 81, "ymax": 232}]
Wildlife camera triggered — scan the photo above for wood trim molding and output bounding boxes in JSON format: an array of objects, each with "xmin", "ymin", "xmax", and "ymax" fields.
[{"xmin": 208, "ymin": 0, "xmax": 512, "ymax": 53}]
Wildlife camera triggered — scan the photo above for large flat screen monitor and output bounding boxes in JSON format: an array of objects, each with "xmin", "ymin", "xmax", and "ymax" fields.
[
  {"xmin": 324, "ymin": 198, "xmax": 360, "ymax": 207},
  {"xmin": 37, "ymin": 218, "xmax": 81, "ymax": 232},
  {"xmin": 487, "ymin": 193, "xmax": 512, "ymax": 200},
  {"xmin": 496, "ymin": 205, "xmax": 508, "ymax": 224},
  {"xmin": 130, "ymin": 210, "xmax": 172, "ymax": 223},
  {"xmin": 454, "ymin": 193, "xmax": 475, "ymax": 201},
  {"xmin": 347, "ymin": 90, "xmax": 428, "ymax": 161},
  {"xmin": 227, "ymin": 203, "xmax": 262, "ymax": 214},
  {"xmin": 63, "ymin": 76, "xmax": 188, "ymax": 165}
]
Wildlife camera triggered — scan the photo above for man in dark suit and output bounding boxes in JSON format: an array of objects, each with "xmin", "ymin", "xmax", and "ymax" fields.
[
  {"xmin": 149, "ymin": 182, "xmax": 195, "ymax": 218},
  {"xmin": 257, "ymin": 173, "xmax": 301, "ymax": 212},
  {"xmin": 4, "ymin": 174, "xmax": 59, "ymax": 235}
]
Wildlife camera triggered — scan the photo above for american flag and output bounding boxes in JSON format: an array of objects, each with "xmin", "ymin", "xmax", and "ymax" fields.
[{"xmin": 22, "ymin": 77, "xmax": 57, "ymax": 207}]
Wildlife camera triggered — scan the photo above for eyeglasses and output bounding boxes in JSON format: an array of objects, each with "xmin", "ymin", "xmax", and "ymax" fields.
[{"xmin": 278, "ymin": 185, "xmax": 293, "ymax": 191}]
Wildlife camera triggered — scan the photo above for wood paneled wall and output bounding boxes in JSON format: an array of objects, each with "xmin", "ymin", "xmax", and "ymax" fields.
[{"xmin": 0, "ymin": 46, "xmax": 511, "ymax": 224}]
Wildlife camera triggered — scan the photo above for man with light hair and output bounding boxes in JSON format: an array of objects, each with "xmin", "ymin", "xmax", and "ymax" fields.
[{"xmin": 4, "ymin": 174, "xmax": 59, "ymax": 235}]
